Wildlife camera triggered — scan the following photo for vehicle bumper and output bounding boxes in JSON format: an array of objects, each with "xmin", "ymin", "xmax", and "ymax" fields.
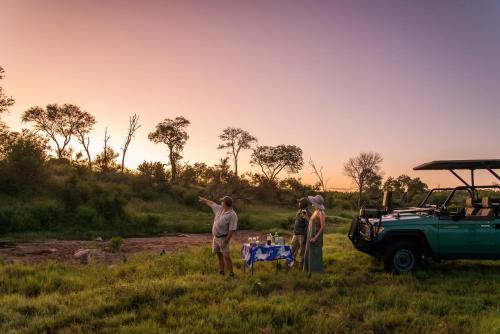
[{"xmin": 348, "ymin": 216, "xmax": 381, "ymax": 256}]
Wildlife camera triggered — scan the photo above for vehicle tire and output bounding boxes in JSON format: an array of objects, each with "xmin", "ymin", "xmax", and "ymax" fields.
[{"xmin": 383, "ymin": 241, "xmax": 421, "ymax": 274}]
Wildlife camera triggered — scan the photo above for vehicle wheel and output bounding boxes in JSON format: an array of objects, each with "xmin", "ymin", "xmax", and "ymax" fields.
[{"xmin": 383, "ymin": 242, "xmax": 421, "ymax": 274}]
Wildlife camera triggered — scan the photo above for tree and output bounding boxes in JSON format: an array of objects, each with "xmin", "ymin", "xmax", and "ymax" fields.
[
  {"xmin": 250, "ymin": 145, "xmax": 304, "ymax": 183},
  {"xmin": 121, "ymin": 114, "xmax": 141, "ymax": 173},
  {"xmin": 94, "ymin": 128, "xmax": 119, "ymax": 172},
  {"xmin": 309, "ymin": 158, "xmax": 329, "ymax": 192},
  {"xmin": 75, "ymin": 113, "xmax": 97, "ymax": 170},
  {"xmin": 0, "ymin": 130, "xmax": 49, "ymax": 194},
  {"xmin": 0, "ymin": 66, "xmax": 15, "ymax": 159},
  {"xmin": 344, "ymin": 152, "xmax": 384, "ymax": 208},
  {"xmin": 217, "ymin": 127, "xmax": 257, "ymax": 177},
  {"xmin": 383, "ymin": 175, "xmax": 428, "ymax": 206},
  {"xmin": 22, "ymin": 104, "xmax": 95, "ymax": 159},
  {"xmin": 0, "ymin": 66, "xmax": 14, "ymax": 115},
  {"xmin": 138, "ymin": 161, "xmax": 167, "ymax": 184},
  {"xmin": 148, "ymin": 116, "xmax": 190, "ymax": 181}
]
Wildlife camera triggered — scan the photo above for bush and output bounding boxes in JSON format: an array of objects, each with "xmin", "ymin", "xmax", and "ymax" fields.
[
  {"xmin": 92, "ymin": 183, "xmax": 130, "ymax": 220},
  {"xmin": 109, "ymin": 237, "xmax": 124, "ymax": 252},
  {"xmin": 31, "ymin": 200, "xmax": 65, "ymax": 230}
]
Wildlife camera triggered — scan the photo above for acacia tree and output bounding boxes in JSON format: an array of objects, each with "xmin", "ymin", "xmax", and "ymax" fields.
[
  {"xmin": 0, "ymin": 66, "xmax": 14, "ymax": 115},
  {"xmin": 121, "ymin": 114, "xmax": 141, "ymax": 173},
  {"xmin": 217, "ymin": 127, "xmax": 257, "ymax": 177},
  {"xmin": 148, "ymin": 116, "xmax": 190, "ymax": 181},
  {"xmin": 343, "ymin": 152, "xmax": 384, "ymax": 208},
  {"xmin": 0, "ymin": 66, "xmax": 15, "ymax": 158},
  {"xmin": 22, "ymin": 104, "xmax": 94, "ymax": 159},
  {"xmin": 250, "ymin": 145, "xmax": 304, "ymax": 183}
]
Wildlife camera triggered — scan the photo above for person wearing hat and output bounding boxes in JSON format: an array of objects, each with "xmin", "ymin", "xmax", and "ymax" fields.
[
  {"xmin": 290, "ymin": 197, "xmax": 311, "ymax": 270},
  {"xmin": 303, "ymin": 194, "xmax": 326, "ymax": 273},
  {"xmin": 199, "ymin": 195, "xmax": 238, "ymax": 277}
]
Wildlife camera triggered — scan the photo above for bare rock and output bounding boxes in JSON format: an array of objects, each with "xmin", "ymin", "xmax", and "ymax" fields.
[{"xmin": 74, "ymin": 248, "xmax": 106, "ymax": 264}]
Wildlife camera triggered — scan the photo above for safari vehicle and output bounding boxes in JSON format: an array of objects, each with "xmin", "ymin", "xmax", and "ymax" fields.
[{"xmin": 348, "ymin": 159, "xmax": 500, "ymax": 273}]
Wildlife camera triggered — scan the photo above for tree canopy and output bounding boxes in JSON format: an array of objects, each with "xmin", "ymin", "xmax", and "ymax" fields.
[
  {"xmin": 0, "ymin": 66, "xmax": 15, "ymax": 115},
  {"xmin": 250, "ymin": 145, "xmax": 304, "ymax": 183},
  {"xmin": 344, "ymin": 152, "xmax": 384, "ymax": 207},
  {"xmin": 148, "ymin": 116, "xmax": 190, "ymax": 181},
  {"xmin": 217, "ymin": 127, "xmax": 257, "ymax": 176},
  {"xmin": 22, "ymin": 104, "xmax": 95, "ymax": 159}
]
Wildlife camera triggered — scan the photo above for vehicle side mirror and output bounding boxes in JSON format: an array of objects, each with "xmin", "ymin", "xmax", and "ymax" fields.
[{"xmin": 383, "ymin": 191, "xmax": 393, "ymax": 213}]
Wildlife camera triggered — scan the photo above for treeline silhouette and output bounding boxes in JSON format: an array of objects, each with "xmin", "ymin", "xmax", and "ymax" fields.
[{"xmin": 0, "ymin": 66, "xmax": 429, "ymax": 236}]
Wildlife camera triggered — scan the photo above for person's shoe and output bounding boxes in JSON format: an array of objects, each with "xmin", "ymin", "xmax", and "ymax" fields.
[
  {"xmin": 229, "ymin": 272, "xmax": 235, "ymax": 278},
  {"xmin": 219, "ymin": 271, "xmax": 225, "ymax": 276}
]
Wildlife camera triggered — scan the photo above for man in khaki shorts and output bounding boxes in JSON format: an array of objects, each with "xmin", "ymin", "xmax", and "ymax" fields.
[{"xmin": 199, "ymin": 195, "xmax": 238, "ymax": 277}]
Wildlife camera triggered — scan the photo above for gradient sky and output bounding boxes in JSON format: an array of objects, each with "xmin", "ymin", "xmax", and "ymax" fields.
[{"xmin": 1, "ymin": 0, "xmax": 500, "ymax": 188}]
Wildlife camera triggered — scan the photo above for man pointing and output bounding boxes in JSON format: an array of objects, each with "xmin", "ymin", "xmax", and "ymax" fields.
[{"xmin": 199, "ymin": 195, "xmax": 238, "ymax": 277}]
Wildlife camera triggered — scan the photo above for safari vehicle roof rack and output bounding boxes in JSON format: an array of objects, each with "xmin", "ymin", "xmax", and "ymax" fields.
[{"xmin": 414, "ymin": 159, "xmax": 500, "ymax": 201}]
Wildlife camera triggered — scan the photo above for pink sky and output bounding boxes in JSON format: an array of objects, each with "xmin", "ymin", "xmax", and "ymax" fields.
[{"xmin": 1, "ymin": 0, "xmax": 500, "ymax": 188}]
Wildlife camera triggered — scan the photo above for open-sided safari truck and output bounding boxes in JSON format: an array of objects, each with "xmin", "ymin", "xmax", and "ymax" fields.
[{"xmin": 348, "ymin": 159, "xmax": 500, "ymax": 273}]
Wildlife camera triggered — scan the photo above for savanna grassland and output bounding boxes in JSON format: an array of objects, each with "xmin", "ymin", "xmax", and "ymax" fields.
[{"xmin": 1, "ymin": 222, "xmax": 499, "ymax": 334}]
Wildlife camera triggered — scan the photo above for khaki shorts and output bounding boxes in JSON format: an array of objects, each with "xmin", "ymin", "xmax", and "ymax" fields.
[{"xmin": 212, "ymin": 236, "xmax": 231, "ymax": 253}]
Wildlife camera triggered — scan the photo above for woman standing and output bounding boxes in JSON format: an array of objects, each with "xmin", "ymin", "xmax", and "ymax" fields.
[{"xmin": 303, "ymin": 194, "xmax": 326, "ymax": 274}]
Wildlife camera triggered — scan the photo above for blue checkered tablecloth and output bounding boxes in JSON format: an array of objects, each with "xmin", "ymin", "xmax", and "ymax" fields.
[{"xmin": 242, "ymin": 244, "xmax": 294, "ymax": 267}]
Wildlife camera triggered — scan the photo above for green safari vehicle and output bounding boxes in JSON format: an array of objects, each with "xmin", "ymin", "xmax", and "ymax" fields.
[{"xmin": 348, "ymin": 159, "xmax": 500, "ymax": 273}]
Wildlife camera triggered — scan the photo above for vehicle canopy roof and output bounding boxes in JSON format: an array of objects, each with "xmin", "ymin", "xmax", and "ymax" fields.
[{"xmin": 413, "ymin": 159, "xmax": 500, "ymax": 171}]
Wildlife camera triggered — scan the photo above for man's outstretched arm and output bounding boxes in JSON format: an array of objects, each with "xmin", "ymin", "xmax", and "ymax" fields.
[{"xmin": 198, "ymin": 196, "xmax": 215, "ymax": 207}]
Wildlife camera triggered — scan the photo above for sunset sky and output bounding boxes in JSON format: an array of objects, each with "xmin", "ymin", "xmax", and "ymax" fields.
[{"xmin": 1, "ymin": 0, "xmax": 500, "ymax": 188}]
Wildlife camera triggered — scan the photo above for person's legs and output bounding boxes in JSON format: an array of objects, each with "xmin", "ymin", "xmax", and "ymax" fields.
[
  {"xmin": 290, "ymin": 235, "xmax": 300, "ymax": 258},
  {"xmin": 213, "ymin": 237, "xmax": 225, "ymax": 274},
  {"xmin": 222, "ymin": 252, "xmax": 233, "ymax": 275},
  {"xmin": 217, "ymin": 252, "xmax": 225, "ymax": 274},
  {"xmin": 297, "ymin": 235, "xmax": 306, "ymax": 269}
]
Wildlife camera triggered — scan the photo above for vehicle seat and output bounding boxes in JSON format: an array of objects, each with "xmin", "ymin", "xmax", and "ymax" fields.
[
  {"xmin": 477, "ymin": 197, "xmax": 494, "ymax": 217},
  {"xmin": 465, "ymin": 198, "xmax": 479, "ymax": 216}
]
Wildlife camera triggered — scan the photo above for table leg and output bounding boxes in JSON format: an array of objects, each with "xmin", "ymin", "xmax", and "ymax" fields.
[
  {"xmin": 243, "ymin": 260, "xmax": 246, "ymax": 273},
  {"xmin": 251, "ymin": 262, "xmax": 254, "ymax": 275}
]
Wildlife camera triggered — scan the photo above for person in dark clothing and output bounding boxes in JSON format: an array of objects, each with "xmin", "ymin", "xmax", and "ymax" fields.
[{"xmin": 290, "ymin": 197, "xmax": 310, "ymax": 269}]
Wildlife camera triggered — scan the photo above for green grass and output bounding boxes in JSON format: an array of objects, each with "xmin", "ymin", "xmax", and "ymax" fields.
[{"xmin": 1, "ymin": 229, "xmax": 499, "ymax": 333}]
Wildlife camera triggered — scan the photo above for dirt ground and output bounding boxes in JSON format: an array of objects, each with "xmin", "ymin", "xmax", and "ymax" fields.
[{"xmin": 0, "ymin": 230, "xmax": 272, "ymax": 265}]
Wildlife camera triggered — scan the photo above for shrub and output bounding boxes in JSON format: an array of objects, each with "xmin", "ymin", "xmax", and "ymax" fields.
[
  {"xmin": 109, "ymin": 237, "xmax": 124, "ymax": 252},
  {"xmin": 31, "ymin": 200, "xmax": 65, "ymax": 230}
]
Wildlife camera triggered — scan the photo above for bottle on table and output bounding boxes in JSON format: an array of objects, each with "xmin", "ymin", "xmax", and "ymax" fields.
[
  {"xmin": 266, "ymin": 233, "xmax": 272, "ymax": 245},
  {"xmin": 274, "ymin": 232, "xmax": 279, "ymax": 245}
]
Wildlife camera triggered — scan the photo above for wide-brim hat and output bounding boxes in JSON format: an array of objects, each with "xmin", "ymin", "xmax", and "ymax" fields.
[{"xmin": 308, "ymin": 195, "xmax": 325, "ymax": 210}]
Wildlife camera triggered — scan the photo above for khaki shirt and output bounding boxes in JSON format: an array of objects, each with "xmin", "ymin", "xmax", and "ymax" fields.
[{"xmin": 210, "ymin": 203, "xmax": 238, "ymax": 237}]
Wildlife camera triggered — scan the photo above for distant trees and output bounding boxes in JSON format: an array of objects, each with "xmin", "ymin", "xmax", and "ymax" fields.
[
  {"xmin": 383, "ymin": 175, "xmax": 428, "ymax": 206},
  {"xmin": 138, "ymin": 161, "xmax": 168, "ymax": 184},
  {"xmin": 121, "ymin": 114, "xmax": 141, "ymax": 173},
  {"xmin": 0, "ymin": 66, "xmax": 15, "ymax": 158},
  {"xmin": 0, "ymin": 66, "xmax": 14, "ymax": 115},
  {"xmin": 217, "ymin": 127, "xmax": 257, "ymax": 176},
  {"xmin": 250, "ymin": 145, "xmax": 304, "ymax": 183},
  {"xmin": 148, "ymin": 117, "xmax": 190, "ymax": 181},
  {"xmin": 344, "ymin": 152, "xmax": 384, "ymax": 208},
  {"xmin": 22, "ymin": 104, "xmax": 95, "ymax": 159}
]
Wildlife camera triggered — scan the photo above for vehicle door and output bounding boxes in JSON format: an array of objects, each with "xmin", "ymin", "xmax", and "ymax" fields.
[{"xmin": 437, "ymin": 191, "xmax": 496, "ymax": 258}]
